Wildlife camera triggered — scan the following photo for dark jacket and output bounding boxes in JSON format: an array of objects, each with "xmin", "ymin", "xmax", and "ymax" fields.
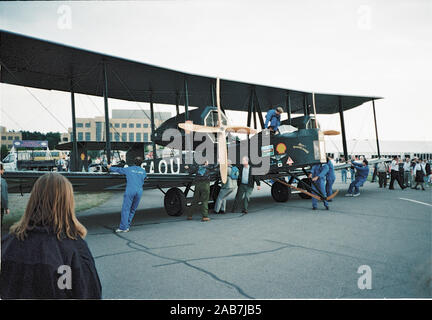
[
  {"xmin": 237, "ymin": 165, "xmax": 261, "ymax": 188},
  {"xmin": 352, "ymin": 163, "xmax": 370, "ymax": 179},
  {"xmin": 1, "ymin": 226, "xmax": 102, "ymax": 299},
  {"xmin": 187, "ymin": 164, "xmax": 216, "ymax": 182},
  {"xmin": 1, "ymin": 177, "xmax": 8, "ymax": 210},
  {"xmin": 264, "ymin": 109, "xmax": 281, "ymax": 131}
]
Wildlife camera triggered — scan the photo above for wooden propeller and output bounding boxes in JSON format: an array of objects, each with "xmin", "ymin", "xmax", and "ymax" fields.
[
  {"xmin": 276, "ymin": 178, "xmax": 339, "ymax": 202},
  {"xmin": 178, "ymin": 78, "xmax": 257, "ymax": 183},
  {"xmin": 323, "ymin": 130, "xmax": 340, "ymax": 136},
  {"xmin": 178, "ymin": 121, "xmax": 220, "ymax": 134},
  {"xmin": 310, "ymin": 92, "xmax": 340, "ymax": 137}
]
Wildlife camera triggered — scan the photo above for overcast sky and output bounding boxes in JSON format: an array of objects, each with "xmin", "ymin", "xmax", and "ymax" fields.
[{"xmin": 0, "ymin": 0, "xmax": 431, "ymax": 149}]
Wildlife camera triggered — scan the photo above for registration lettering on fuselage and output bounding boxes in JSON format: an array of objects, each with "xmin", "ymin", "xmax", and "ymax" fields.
[{"xmin": 142, "ymin": 157, "xmax": 181, "ymax": 174}]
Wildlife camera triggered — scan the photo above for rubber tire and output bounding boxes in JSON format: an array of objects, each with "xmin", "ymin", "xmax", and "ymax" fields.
[
  {"xmin": 271, "ymin": 181, "xmax": 291, "ymax": 202},
  {"xmin": 298, "ymin": 178, "xmax": 312, "ymax": 199},
  {"xmin": 209, "ymin": 184, "xmax": 221, "ymax": 202},
  {"xmin": 208, "ymin": 184, "xmax": 221, "ymax": 210},
  {"xmin": 164, "ymin": 187, "xmax": 186, "ymax": 216}
]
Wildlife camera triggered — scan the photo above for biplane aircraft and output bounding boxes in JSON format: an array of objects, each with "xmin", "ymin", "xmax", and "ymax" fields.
[{"xmin": 0, "ymin": 30, "xmax": 384, "ymax": 216}]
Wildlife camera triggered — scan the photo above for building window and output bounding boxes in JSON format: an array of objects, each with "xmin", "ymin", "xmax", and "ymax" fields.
[
  {"xmin": 109, "ymin": 133, "xmax": 113, "ymax": 141},
  {"xmin": 129, "ymin": 132, "xmax": 134, "ymax": 141},
  {"xmin": 14, "ymin": 136, "xmax": 20, "ymax": 140},
  {"xmin": 85, "ymin": 122, "xmax": 91, "ymax": 128},
  {"xmin": 143, "ymin": 123, "xmax": 149, "ymax": 128},
  {"xmin": 78, "ymin": 132, "xmax": 83, "ymax": 141},
  {"xmin": 115, "ymin": 133, "xmax": 120, "ymax": 142},
  {"xmin": 96, "ymin": 122, "xmax": 102, "ymax": 142},
  {"xmin": 129, "ymin": 123, "xmax": 134, "ymax": 128},
  {"xmin": 1, "ymin": 136, "xmax": 6, "ymax": 140},
  {"xmin": 136, "ymin": 123, "xmax": 141, "ymax": 128},
  {"xmin": 85, "ymin": 132, "xmax": 91, "ymax": 141},
  {"xmin": 121, "ymin": 133, "xmax": 127, "ymax": 141},
  {"xmin": 114, "ymin": 123, "xmax": 120, "ymax": 128},
  {"xmin": 122, "ymin": 123, "xmax": 127, "ymax": 128},
  {"xmin": 136, "ymin": 133, "xmax": 141, "ymax": 142},
  {"xmin": 143, "ymin": 133, "xmax": 149, "ymax": 142},
  {"xmin": 77, "ymin": 123, "xmax": 83, "ymax": 128},
  {"xmin": 7, "ymin": 136, "xmax": 12, "ymax": 140}
]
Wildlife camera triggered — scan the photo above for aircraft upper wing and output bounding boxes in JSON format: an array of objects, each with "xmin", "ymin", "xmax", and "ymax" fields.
[
  {"xmin": 4, "ymin": 158, "xmax": 390, "ymax": 193},
  {"xmin": 0, "ymin": 30, "xmax": 381, "ymax": 115}
]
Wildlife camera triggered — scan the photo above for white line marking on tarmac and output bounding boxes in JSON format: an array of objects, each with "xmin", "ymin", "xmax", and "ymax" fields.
[{"xmin": 399, "ymin": 198, "xmax": 432, "ymax": 207}]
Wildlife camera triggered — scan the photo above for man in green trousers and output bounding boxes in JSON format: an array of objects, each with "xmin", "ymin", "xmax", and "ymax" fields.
[
  {"xmin": 186, "ymin": 160, "xmax": 213, "ymax": 222},
  {"xmin": 232, "ymin": 156, "xmax": 261, "ymax": 214}
]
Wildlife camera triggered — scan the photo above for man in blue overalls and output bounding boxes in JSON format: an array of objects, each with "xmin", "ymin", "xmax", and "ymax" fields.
[
  {"xmin": 108, "ymin": 157, "xmax": 147, "ymax": 232},
  {"xmin": 346, "ymin": 159, "xmax": 369, "ymax": 197},
  {"xmin": 264, "ymin": 107, "xmax": 283, "ymax": 134},
  {"xmin": 326, "ymin": 156, "xmax": 336, "ymax": 201},
  {"xmin": 309, "ymin": 163, "xmax": 329, "ymax": 210}
]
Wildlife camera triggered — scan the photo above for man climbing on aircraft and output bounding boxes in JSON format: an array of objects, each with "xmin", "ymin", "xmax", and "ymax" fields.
[
  {"xmin": 346, "ymin": 159, "xmax": 370, "ymax": 197},
  {"xmin": 107, "ymin": 157, "xmax": 147, "ymax": 232},
  {"xmin": 264, "ymin": 106, "xmax": 284, "ymax": 134}
]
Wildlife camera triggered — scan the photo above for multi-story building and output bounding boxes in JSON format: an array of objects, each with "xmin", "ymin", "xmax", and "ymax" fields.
[
  {"xmin": 63, "ymin": 109, "xmax": 172, "ymax": 143},
  {"xmin": 0, "ymin": 126, "xmax": 22, "ymax": 149}
]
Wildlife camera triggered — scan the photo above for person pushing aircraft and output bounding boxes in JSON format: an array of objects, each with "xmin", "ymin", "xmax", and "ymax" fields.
[
  {"xmin": 107, "ymin": 157, "xmax": 147, "ymax": 232},
  {"xmin": 345, "ymin": 159, "xmax": 369, "ymax": 197},
  {"xmin": 326, "ymin": 156, "xmax": 336, "ymax": 201},
  {"xmin": 185, "ymin": 160, "xmax": 215, "ymax": 222},
  {"xmin": 309, "ymin": 162, "xmax": 329, "ymax": 211}
]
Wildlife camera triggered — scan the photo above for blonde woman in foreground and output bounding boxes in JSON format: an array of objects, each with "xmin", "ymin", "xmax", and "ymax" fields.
[{"xmin": 0, "ymin": 172, "xmax": 102, "ymax": 299}]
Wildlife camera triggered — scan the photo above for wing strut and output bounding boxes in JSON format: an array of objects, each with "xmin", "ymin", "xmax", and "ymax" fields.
[{"xmin": 102, "ymin": 61, "xmax": 111, "ymax": 164}]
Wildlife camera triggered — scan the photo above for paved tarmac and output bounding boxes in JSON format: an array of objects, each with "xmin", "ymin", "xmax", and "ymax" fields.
[{"xmin": 77, "ymin": 181, "xmax": 432, "ymax": 299}]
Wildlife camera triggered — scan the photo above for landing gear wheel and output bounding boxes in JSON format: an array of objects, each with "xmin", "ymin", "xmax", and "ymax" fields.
[
  {"xmin": 164, "ymin": 187, "xmax": 186, "ymax": 216},
  {"xmin": 209, "ymin": 184, "xmax": 221, "ymax": 202},
  {"xmin": 208, "ymin": 184, "xmax": 221, "ymax": 210},
  {"xmin": 298, "ymin": 178, "xmax": 312, "ymax": 199},
  {"xmin": 271, "ymin": 181, "xmax": 291, "ymax": 202}
]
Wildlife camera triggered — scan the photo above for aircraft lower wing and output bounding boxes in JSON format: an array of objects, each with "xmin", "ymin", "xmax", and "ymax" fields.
[
  {"xmin": 332, "ymin": 157, "xmax": 390, "ymax": 171},
  {"xmin": 4, "ymin": 171, "xmax": 196, "ymax": 194},
  {"xmin": 261, "ymin": 157, "xmax": 390, "ymax": 178},
  {"xmin": 4, "ymin": 158, "xmax": 389, "ymax": 194}
]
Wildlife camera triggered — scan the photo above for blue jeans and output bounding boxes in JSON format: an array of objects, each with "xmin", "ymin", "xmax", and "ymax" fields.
[
  {"xmin": 214, "ymin": 187, "xmax": 235, "ymax": 212},
  {"xmin": 119, "ymin": 190, "xmax": 142, "ymax": 230},
  {"xmin": 348, "ymin": 177, "xmax": 366, "ymax": 194},
  {"xmin": 326, "ymin": 178, "xmax": 335, "ymax": 197},
  {"xmin": 350, "ymin": 168, "xmax": 355, "ymax": 182},
  {"xmin": 341, "ymin": 170, "xmax": 347, "ymax": 183},
  {"xmin": 312, "ymin": 178, "xmax": 328, "ymax": 208}
]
